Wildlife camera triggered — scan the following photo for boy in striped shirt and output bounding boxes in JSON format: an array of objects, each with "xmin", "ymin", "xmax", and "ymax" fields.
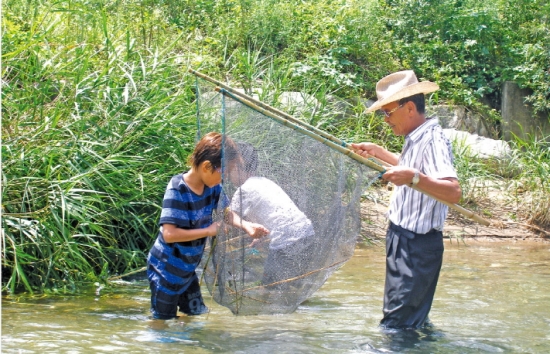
[{"xmin": 147, "ymin": 132, "xmax": 268, "ymax": 319}]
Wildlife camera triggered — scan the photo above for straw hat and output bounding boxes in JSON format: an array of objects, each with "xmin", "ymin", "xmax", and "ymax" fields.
[{"xmin": 366, "ymin": 70, "xmax": 439, "ymax": 113}]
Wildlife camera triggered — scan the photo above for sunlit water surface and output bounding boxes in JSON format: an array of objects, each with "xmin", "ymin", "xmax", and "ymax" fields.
[{"xmin": 2, "ymin": 240, "xmax": 550, "ymax": 353}]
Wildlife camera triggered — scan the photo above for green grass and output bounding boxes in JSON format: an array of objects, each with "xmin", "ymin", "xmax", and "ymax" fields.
[
  {"xmin": 2, "ymin": 0, "xmax": 199, "ymax": 293},
  {"xmin": 507, "ymin": 135, "xmax": 550, "ymax": 228},
  {"xmin": 2, "ymin": 0, "xmax": 549, "ymax": 294},
  {"xmin": 449, "ymin": 132, "xmax": 550, "ymax": 229}
]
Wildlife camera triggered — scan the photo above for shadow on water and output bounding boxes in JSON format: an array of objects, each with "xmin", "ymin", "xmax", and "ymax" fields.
[
  {"xmin": 378, "ymin": 326, "xmax": 445, "ymax": 352},
  {"xmin": 358, "ymin": 325, "xmax": 508, "ymax": 353}
]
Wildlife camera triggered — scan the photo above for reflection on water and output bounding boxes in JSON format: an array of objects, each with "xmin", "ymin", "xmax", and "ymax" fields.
[{"xmin": 2, "ymin": 240, "xmax": 550, "ymax": 353}]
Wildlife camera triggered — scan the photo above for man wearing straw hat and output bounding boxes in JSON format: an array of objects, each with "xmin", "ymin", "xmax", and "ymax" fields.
[{"xmin": 351, "ymin": 70, "xmax": 461, "ymax": 329}]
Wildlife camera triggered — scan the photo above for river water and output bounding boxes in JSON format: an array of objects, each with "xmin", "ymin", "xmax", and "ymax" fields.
[{"xmin": 2, "ymin": 240, "xmax": 550, "ymax": 353}]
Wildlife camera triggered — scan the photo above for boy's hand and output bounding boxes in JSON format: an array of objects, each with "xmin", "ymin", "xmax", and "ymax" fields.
[
  {"xmin": 243, "ymin": 221, "xmax": 269, "ymax": 239},
  {"xmin": 249, "ymin": 235, "xmax": 274, "ymax": 248},
  {"xmin": 205, "ymin": 222, "xmax": 219, "ymax": 237}
]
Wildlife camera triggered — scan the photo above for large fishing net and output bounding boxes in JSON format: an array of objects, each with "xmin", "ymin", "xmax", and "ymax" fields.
[{"xmin": 193, "ymin": 75, "xmax": 381, "ymax": 315}]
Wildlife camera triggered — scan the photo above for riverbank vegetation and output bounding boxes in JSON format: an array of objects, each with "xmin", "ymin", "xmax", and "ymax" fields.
[{"xmin": 2, "ymin": 0, "xmax": 549, "ymax": 293}]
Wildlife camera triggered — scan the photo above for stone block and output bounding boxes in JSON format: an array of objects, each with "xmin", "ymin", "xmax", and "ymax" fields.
[{"xmin": 501, "ymin": 82, "xmax": 550, "ymax": 141}]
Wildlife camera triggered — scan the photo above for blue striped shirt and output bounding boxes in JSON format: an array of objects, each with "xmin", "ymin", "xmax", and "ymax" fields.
[
  {"xmin": 148, "ymin": 173, "xmax": 228, "ymax": 288},
  {"xmin": 388, "ymin": 118, "xmax": 458, "ymax": 234}
]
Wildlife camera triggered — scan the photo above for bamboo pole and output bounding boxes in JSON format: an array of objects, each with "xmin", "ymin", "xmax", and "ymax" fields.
[
  {"xmin": 189, "ymin": 69, "xmax": 341, "ymax": 142},
  {"xmin": 190, "ymin": 68, "xmax": 390, "ymax": 167},
  {"xmin": 212, "ymin": 86, "xmax": 491, "ymax": 227}
]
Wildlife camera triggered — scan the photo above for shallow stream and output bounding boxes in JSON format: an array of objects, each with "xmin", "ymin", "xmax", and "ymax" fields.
[{"xmin": 2, "ymin": 240, "xmax": 550, "ymax": 353}]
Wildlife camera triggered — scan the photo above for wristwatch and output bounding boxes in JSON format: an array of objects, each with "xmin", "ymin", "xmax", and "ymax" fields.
[{"xmin": 411, "ymin": 170, "xmax": 420, "ymax": 186}]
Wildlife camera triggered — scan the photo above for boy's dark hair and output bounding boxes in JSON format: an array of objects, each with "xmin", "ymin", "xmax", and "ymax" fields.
[
  {"xmin": 399, "ymin": 93, "xmax": 426, "ymax": 114},
  {"xmin": 189, "ymin": 132, "xmax": 238, "ymax": 170},
  {"xmin": 236, "ymin": 141, "xmax": 258, "ymax": 174}
]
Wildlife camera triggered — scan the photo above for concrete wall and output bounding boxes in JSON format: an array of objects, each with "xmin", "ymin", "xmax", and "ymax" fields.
[
  {"xmin": 501, "ymin": 82, "xmax": 550, "ymax": 141},
  {"xmin": 433, "ymin": 105, "xmax": 498, "ymax": 139}
]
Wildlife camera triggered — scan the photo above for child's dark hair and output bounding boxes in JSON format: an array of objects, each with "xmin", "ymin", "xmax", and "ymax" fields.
[
  {"xmin": 189, "ymin": 132, "xmax": 238, "ymax": 170},
  {"xmin": 236, "ymin": 141, "xmax": 258, "ymax": 173}
]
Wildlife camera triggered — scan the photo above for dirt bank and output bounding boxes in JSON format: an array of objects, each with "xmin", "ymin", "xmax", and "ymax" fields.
[{"xmin": 360, "ymin": 184, "xmax": 550, "ymax": 244}]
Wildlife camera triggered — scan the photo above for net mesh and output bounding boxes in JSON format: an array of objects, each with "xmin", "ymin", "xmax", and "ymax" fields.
[{"xmin": 194, "ymin": 78, "xmax": 380, "ymax": 315}]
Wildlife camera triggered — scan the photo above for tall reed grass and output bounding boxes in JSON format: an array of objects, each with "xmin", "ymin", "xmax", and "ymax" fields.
[
  {"xmin": 508, "ymin": 135, "xmax": 550, "ymax": 228},
  {"xmin": 2, "ymin": 0, "xmax": 198, "ymax": 293}
]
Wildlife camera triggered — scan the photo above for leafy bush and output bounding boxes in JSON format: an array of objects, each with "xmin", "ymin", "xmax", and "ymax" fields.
[
  {"xmin": 500, "ymin": 0, "xmax": 550, "ymax": 114},
  {"xmin": 381, "ymin": 0, "xmax": 549, "ymax": 116}
]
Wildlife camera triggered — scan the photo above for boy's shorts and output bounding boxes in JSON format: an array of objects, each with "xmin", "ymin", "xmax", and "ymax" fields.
[{"xmin": 149, "ymin": 271, "xmax": 209, "ymax": 320}]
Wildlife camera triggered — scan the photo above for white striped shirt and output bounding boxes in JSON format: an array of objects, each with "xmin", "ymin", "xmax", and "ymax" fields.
[{"xmin": 388, "ymin": 117, "xmax": 458, "ymax": 234}]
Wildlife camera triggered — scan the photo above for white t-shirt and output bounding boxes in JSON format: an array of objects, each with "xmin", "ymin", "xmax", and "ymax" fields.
[{"xmin": 230, "ymin": 176, "xmax": 314, "ymax": 250}]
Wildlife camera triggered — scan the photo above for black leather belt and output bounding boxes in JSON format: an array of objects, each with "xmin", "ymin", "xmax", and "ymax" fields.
[{"xmin": 389, "ymin": 222, "xmax": 438, "ymax": 239}]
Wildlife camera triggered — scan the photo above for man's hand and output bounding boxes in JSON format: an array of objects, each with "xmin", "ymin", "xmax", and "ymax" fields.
[
  {"xmin": 350, "ymin": 142, "xmax": 399, "ymax": 166},
  {"xmin": 381, "ymin": 166, "xmax": 417, "ymax": 186},
  {"xmin": 350, "ymin": 142, "xmax": 380, "ymax": 159}
]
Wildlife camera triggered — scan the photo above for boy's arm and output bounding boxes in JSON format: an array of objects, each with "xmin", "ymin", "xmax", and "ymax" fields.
[
  {"xmin": 225, "ymin": 208, "xmax": 269, "ymax": 239},
  {"xmin": 162, "ymin": 223, "xmax": 218, "ymax": 243}
]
